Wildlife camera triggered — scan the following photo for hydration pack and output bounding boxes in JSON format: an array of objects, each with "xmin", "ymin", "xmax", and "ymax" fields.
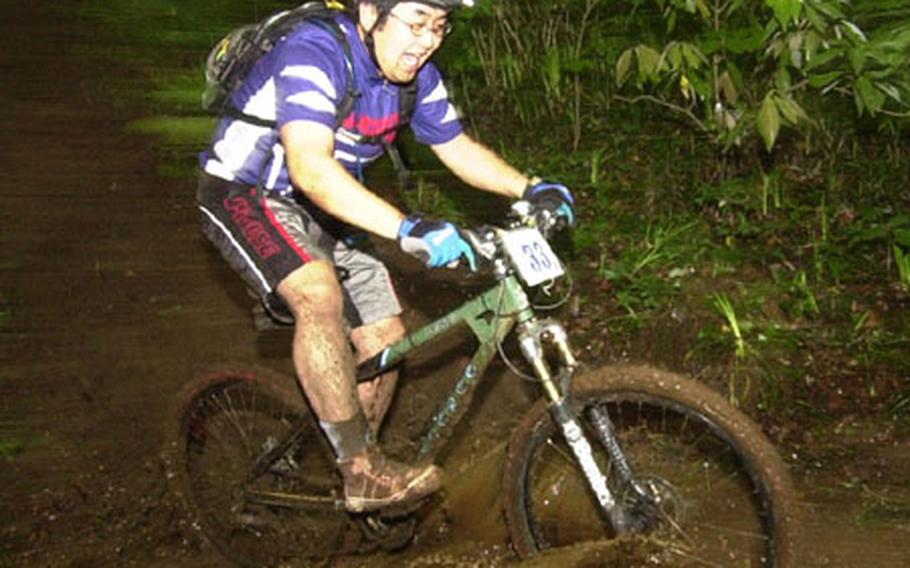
[{"xmin": 201, "ymin": 0, "xmax": 416, "ymax": 145}]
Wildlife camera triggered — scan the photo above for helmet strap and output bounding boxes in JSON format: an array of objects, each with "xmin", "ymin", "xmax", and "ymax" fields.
[{"xmin": 359, "ymin": 4, "xmax": 391, "ymax": 76}]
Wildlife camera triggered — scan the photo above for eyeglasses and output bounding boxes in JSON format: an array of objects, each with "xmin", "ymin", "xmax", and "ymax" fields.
[{"xmin": 388, "ymin": 11, "xmax": 453, "ymax": 39}]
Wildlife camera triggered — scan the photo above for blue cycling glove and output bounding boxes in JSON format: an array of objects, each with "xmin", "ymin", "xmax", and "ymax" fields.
[
  {"xmin": 523, "ymin": 180, "xmax": 575, "ymax": 226},
  {"xmin": 398, "ymin": 214, "xmax": 477, "ymax": 270}
]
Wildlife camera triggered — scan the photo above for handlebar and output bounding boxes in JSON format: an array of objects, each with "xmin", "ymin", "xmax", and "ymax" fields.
[
  {"xmin": 509, "ymin": 199, "xmax": 568, "ymax": 238},
  {"xmin": 461, "ymin": 200, "xmax": 566, "ymax": 278}
]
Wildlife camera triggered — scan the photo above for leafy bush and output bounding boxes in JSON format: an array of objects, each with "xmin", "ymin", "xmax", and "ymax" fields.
[
  {"xmin": 611, "ymin": 0, "xmax": 910, "ymax": 151},
  {"xmin": 448, "ymin": 0, "xmax": 909, "ymax": 158}
]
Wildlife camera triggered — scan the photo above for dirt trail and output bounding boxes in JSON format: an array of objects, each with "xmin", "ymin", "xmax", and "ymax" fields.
[
  {"xmin": 0, "ymin": 4, "xmax": 518, "ymax": 564},
  {"xmin": 0, "ymin": 3, "xmax": 258, "ymax": 565},
  {"xmin": 2, "ymin": 3, "xmax": 909, "ymax": 567}
]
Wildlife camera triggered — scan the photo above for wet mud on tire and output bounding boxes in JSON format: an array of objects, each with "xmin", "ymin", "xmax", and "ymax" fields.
[
  {"xmin": 502, "ymin": 364, "xmax": 799, "ymax": 566},
  {"xmin": 162, "ymin": 366, "xmax": 364, "ymax": 567}
]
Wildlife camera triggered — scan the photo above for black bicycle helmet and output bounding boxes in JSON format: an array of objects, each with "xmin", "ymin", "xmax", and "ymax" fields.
[
  {"xmin": 412, "ymin": 0, "xmax": 474, "ymax": 9},
  {"xmin": 362, "ymin": 0, "xmax": 474, "ymax": 14}
]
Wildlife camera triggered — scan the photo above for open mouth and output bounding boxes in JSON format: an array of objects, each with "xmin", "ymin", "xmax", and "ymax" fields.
[{"xmin": 401, "ymin": 53, "xmax": 424, "ymax": 71}]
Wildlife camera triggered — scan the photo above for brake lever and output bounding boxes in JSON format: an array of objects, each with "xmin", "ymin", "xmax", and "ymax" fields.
[
  {"xmin": 509, "ymin": 200, "xmax": 559, "ymax": 238},
  {"xmin": 462, "ymin": 225, "xmax": 498, "ymax": 263}
]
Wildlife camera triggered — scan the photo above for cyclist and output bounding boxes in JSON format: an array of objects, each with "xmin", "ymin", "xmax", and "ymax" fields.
[{"xmin": 197, "ymin": 0, "xmax": 575, "ymax": 513}]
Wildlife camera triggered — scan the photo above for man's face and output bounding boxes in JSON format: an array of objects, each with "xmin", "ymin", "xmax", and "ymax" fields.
[{"xmin": 361, "ymin": 2, "xmax": 449, "ymax": 84}]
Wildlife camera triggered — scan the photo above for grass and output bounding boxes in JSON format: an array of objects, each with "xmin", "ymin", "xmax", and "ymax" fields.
[
  {"xmin": 861, "ymin": 487, "xmax": 910, "ymax": 529},
  {"xmin": 400, "ymin": 176, "xmax": 469, "ymax": 224},
  {"xmin": 0, "ymin": 439, "xmax": 25, "ymax": 462},
  {"xmin": 893, "ymin": 245, "xmax": 910, "ymax": 291},
  {"xmin": 146, "ymin": 69, "xmax": 208, "ymax": 112},
  {"xmin": 508, "ymin": 118, "xmax": 909, "ymax": 421},
  {"xmin": 0, "ymin": 412, "xmax": 25, "ymax": 463}
]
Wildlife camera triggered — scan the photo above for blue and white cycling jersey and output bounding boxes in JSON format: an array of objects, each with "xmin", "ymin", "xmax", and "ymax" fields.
[{"xmin": 199, "ymin": 14, "xmax": 463, "ymax": 196}]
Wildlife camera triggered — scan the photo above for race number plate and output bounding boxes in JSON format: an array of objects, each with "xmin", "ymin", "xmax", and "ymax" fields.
[{"xmin": 502, "ymin": 228, "xmax": 564, "ymax": 286}]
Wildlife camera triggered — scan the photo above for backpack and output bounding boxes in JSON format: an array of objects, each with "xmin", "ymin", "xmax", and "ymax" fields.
[{"xmin": 202, "ymin": 0, "xmax": 416, "ymax": 147}]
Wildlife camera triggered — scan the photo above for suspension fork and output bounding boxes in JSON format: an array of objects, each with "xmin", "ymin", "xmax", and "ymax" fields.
[
  {"xmin": 584, "ymin": 403, "xmax": 658, "ymax": 503},
  {"xmin": 517, "ymin": 318, "xmax": 631, "ymax": 534}
]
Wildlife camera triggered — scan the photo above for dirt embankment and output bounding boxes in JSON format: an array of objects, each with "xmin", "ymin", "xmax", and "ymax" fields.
[{"xmin": 1, "ymin": 3, "xmax": 251, "ymax": 565}]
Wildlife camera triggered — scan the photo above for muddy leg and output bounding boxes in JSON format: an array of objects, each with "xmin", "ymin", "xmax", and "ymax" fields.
[
  {"xmin": 351, "ymin": 316, "xmax": 405, "ymax": 435},
  {"xmin": 277, "ymin": 260, "xmax": 360, "ymax": 422},
  {"xmin": 277, "ymin": 264, "xmax": 439, "ymax": 512}
]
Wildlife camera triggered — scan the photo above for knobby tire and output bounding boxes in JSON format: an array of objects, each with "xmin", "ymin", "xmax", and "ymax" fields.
[
  {"xmin": 503, "ymin": 364, "xmax": 798, "ymax": 567},
  {"xmin": 163, "ymin": 366, "xmax": 357, "ymax": 567}
]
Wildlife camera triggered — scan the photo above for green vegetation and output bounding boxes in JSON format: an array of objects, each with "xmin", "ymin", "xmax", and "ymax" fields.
[
  {"xmin": 79, "ymin": 0, "xmax": 910, "ymax": 432},
  {"xmin": 123, "ymin": 116, "xmax": 215, "ymax": 146},
  {"xmin": 0, "ymin": 410, "xmax": 25, "ymax": 463},
  {"xmin": 0, "ymin": 439, "xmax": 24, "ymax": 462},
  {"xmin": 442, "ymin": 0, "xmax": 909, "ymax": 428},
  {"xmin": 442, "ymin": 0, "xmax": 910, "ymax": 154}
]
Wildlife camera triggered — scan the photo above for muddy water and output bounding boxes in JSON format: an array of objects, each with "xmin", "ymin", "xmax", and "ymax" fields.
[{"xmin": 2, "ymin": 3, "xmax": 909, "ymax": 567}]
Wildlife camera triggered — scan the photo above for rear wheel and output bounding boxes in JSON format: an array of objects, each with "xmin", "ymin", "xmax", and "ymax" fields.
[
  {"xmin": 503, "ymin": 365, "xmax": 798, "ymax": 566},
  {"xmin": 164, "ymin": 367, "xmax": 356, "ymax": 567}
]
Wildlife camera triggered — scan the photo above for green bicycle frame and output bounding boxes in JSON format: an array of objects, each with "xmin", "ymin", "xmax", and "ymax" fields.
[
  {"xmin": 248, "ymin": 255, "xmax": 625, "ymax": 531},
  {"xmin": 356, "ymin": 274, "xmax": 537, "ymax": 460}
]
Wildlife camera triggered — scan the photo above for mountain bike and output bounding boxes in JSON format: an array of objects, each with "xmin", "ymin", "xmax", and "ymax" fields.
[{"xmin": 164, "ymin": 202, "xmax": 798, "ymax": 566}]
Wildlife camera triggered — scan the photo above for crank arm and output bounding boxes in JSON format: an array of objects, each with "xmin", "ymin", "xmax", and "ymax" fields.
[
  {"xmin": 247, "ymin": 415, "xmax": 310, "ymax": 482},
  {"xmin": 245, "ymin": 489, "xmax": 342, "ymax": 511}
]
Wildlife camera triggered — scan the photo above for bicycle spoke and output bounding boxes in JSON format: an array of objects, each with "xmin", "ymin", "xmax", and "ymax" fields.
[
  {"xmin": 173, "ymin": 376, "xmax": 351, "ymax": 565},
  {"xmin": 212, "ymin": 388, "xmax": 254, "ymax": 454},
  {"xmin": 507, "ymin": 378, "xmax": 788, "ymax": 566}
]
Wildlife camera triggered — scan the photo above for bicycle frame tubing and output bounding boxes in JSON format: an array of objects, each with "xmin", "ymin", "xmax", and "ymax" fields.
[{"xmin": 357, "ymin": 274, "xmax": 537, "ymax": 460}]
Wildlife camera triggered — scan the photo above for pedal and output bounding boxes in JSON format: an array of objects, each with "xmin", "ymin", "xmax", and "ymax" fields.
[
  {"xmin": 380, "ymin": 493, "xmax": 432, "ymax": 519},
  {"xmin": 359, "ymin": 511, "xmax": 418, "ymax": 551}
]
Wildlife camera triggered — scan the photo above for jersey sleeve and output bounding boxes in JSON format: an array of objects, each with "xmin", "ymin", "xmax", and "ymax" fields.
[
  {"xmin": 273, "ymin": 26, "xmax": 349, "ymax": 130},
  {"xmin": 409, "ymin": 63, "xmax": 463, "ymax": 145}
]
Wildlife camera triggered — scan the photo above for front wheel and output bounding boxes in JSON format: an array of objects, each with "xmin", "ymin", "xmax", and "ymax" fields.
[{"xmin": 503, "ymin": 365, "xmax": 798, "ymax": 566}]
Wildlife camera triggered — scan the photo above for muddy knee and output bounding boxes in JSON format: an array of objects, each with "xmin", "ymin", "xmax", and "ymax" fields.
[{"xmin": 277, "ymin": 261, "xmax": 345, "ymax": 321}]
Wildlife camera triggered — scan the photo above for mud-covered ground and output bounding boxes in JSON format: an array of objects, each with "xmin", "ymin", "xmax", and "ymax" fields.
[{"xmin": 2, "ymin": 3, "xmax": 909, "ymax": 567}]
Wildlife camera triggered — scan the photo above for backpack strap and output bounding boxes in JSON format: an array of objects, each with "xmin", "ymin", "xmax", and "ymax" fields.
[
  {"xmin": 308, "ymin": 17, "xmax": 359, "ymax": 131},
  {"xmin": 223, "ymin": 13, "xmax": 417, "ymax": 177},
  {"xmin": 397, "ymin": 80, "xmax": 418, "ymax": 129},
  {"xmin": 342, "ymin": 79, "xmax": 417, "ymax": 147},
  {"xmin": 224, "ymin": 15, "xmax": 358, "ymax": 132}
]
